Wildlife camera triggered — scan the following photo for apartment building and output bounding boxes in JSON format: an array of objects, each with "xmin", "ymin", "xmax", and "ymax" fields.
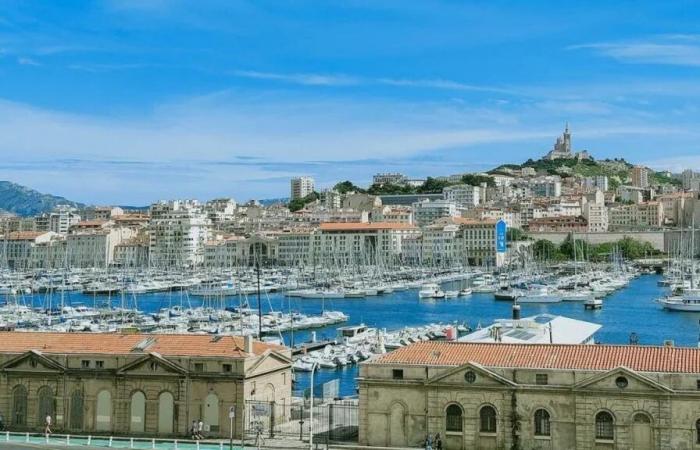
[
  {"xmin": 148, "ymin": 200, "xmax": 211, "ymax": 267},
  {"xmin": 290, "ymin": 176, "xmax": 315, "ymax": 200},
  {"xmin": 412, "ymin": 199, "xmax": 458, "ymax": 227},
  {"xmin": 66, "ymin": 220, "xmax": 136, "ymax": 268},
  {"xmin": 609, "ymin": 201, "xmax": 664, "ymax": 230},
  {"xmin": 0, "ymin": 231, "xmax": 58, "ymax": 270},
  {"xmin": 631, "ymin": 165, "xmax": 650, "ymax": 188},
  {"xmin": 443, "ymin": 184, "xmax": 480, "ymax": 208}
]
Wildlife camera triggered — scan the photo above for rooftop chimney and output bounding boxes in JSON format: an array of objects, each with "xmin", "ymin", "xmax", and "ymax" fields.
[{"xmin": 244, "ymin": 335, "xmax": 254, "ymax": 354}]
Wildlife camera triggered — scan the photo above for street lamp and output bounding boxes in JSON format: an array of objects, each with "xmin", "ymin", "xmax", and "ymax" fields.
[{"xmin": 308, "ymin": 362, "xmax": 318, "ymax": 450}]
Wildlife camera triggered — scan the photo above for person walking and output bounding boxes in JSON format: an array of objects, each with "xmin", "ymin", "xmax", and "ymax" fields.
[
  {"xmin": 434, "ymin": 433, "xmax": 443, "ymax": 450},
  {"xmin": 44, "ymin": 414, "xmax": 52, "ymax": 436},
  {"xmin": 190, "ymin": 420, "xmax": 199, "ymax": 440},
  {"xmin": 0, "ymin": 412, "xmax": 5, "ymax": 431},
  {"xmin": 197, "ymin": 419, "xmax": 205, "ymax": 439},
  {"xmin": 424, "ymin": 433, "xmax": 433, "ymax": 450}
]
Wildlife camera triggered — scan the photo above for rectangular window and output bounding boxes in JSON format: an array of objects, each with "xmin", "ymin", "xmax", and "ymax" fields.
[
  {"xmin": 95, "ymin": 360, "xmax": 104, "ymax": 369},
  {"xmin": 194, "ymin": 363, "xmax": 204, "ymax": 372},
  {"xmin": 392, "ymin": 369, "xmax": 404, "ymax": 380},
  {"xmin": 81, "ymin": 360, "xmax": 90, "ymax": 368},
  {"xmin": 535, "ymin": 374, "xmax": 548, "ymax": 385},
  {"xmin": 222, "ymin": 363, "xmax": 232, "ymax": 373},
  {"xmin": 696, "ymin": 379, "xmax": 700, "ymax": 390}
]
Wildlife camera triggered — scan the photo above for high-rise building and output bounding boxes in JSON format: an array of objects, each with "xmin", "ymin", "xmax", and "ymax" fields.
[
  {"xmin": 148, "ymin": 200, "xmax": 211, "ymax": 267},
  {"xmin": 630, "ymin": 166, "xmax": 650, "ymax": 188},
  {"xmin": 290, "ymin": 176, "xmax": 315, "ymax": 200}
]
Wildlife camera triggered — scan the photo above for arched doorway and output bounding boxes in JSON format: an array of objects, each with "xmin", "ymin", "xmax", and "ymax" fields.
[
  {"xmin": 12, "ymin": 385, "xmax": 28, "ymax": 427},
  {"xmin": 95, "ymin": 390, "xmax": 112, "ymax": 431},
  {"xmin": 631, "ymin": 413, "xmax": 653, "ymax": 450},
  {"xmin": 37, "ymin": 386, "xmax": 55, "ymax": 427},
  {"xmin": 69, "ymin": 390, "xmax": 84, "ymax": 431},
  {"xmin": 157, "ymin": 392, "xmax": 174, "ymax": 434},
  {"xmin": 388, "ymin": 403, "xmax": 406, "ymax": 447},
  {"xmin": 130, "ymin": 391, "xmax": 146, "ymax": 433},
  {"xmin": 204, "ymin": 393, "xmax": 220, "ymax": 433}
]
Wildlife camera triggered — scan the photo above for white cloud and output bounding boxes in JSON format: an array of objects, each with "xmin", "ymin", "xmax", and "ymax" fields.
[
  {"xmin": 232, "ymin": 70, "xmax": 360, "ymax": 87},
  {"xmin": 570, "ymin": 35, "xmax": 700, "ymax": 66},
  {"xmin": 17, "ymin": 56, "xmax": 40, "ymax": 66}
]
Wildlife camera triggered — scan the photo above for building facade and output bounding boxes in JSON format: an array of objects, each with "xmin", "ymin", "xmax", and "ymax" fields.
[
  {"xmin": 0, "ymin": 332, "xmax": 291, "ymax": 439},
  {"xmin": 359, "ymin": 341, "xmax": 700, "ymax": 450}
]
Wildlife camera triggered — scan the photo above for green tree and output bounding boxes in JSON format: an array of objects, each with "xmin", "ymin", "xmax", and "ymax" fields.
[
  {"xmin": 333, "ymin": 181, "xmax": 365, "ymax": 194},
  {"xmin": 288, "ymin": 191, "xmax": 320, "ymax": 212},
  {"xmin": 417, "ymin": 177, "xmax": 453, "ymax": 193}
]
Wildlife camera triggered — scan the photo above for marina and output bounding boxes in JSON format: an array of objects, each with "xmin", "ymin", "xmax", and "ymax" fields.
[{"xmin": 0, "ymin": 269, "xmax": 696, "ymax": 396}]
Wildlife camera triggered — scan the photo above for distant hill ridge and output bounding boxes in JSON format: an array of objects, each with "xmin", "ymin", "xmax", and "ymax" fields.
[{"xmin": 0, "ymin": 181, "xmax": 84, "ymax": 217}]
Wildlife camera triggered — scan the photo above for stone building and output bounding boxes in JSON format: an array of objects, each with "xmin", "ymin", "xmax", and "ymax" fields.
[
  {"xmin": 0, "ymin": 332, "xmax": 291, "ymax": 438},
  {"xmin": 359, "ymin": 341, "xmax": 700, "ymax": 450}
]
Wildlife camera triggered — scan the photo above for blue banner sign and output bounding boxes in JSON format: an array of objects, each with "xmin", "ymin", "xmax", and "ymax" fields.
[{"xmin": 495, "ymin": 219, "xmax": 507, "ymax": 253}]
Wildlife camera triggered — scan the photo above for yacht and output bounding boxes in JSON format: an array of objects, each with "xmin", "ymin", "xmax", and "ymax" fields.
[
  {"xmin": 657, "ymin": 296, "xmax": 700, "ymax": 312},
  {"xmin": 418, "ymin": 283, "xmax": 445, "ymax": 299}
]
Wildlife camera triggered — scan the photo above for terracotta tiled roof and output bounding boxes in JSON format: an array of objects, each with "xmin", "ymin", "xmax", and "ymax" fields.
[
  {"xmin": 0, "ymin": 332, "xmax": 284, "ymax": 358},
  {"xmin": 5, "ymin": 231, "xmax": 47, "ymax": 240},
  {"xmin": 320, "ymin": 222, "xmax": 417, "ymax": 231},
  {"xmin": 370, "ymin": 342, "xmax": 700, "ymax": 373}
]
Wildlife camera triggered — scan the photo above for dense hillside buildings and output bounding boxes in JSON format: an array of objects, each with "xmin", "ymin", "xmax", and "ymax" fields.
[
  {"xmin": 359, "ymin": 341, "xmax": 700, "ymax": 449},
  {"xmin": 0, "ymin": 332, "xmax": 291, "ymax": 438}
]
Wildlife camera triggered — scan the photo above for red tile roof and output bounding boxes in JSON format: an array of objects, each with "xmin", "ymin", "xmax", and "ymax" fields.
[
  {"xmin": 0, "ymin": 332, "xmax": 284, "ymax": 358},
  {"xmin": 371, "ymin": 342, "xmax": 700, "ymax": 373},
  {"xmin": 320, "ymin": 222, "xmax": 416, "ymax": 231}
]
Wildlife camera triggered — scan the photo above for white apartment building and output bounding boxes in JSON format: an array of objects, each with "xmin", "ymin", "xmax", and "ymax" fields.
[
  {"xmin": 582, "ymin": 203, "xmax": 609, "ymax": 232},
  {"xmin": 531, "ymin": 176, "xmax": 562, "ymax": 197},
  {"xmin": 312, "ymin": 222, "xmax": 419, "ymax": 266},
  {"xmin": 204, "ymin": 198, "xmax": 237, "ymax": 225},
  {"xmin": 37, "ymin": 205, "xmax": 81, "ymax": 235},
  {"xmin": 322, "ymin": 189, "xmax": 342, "ymax": 209},
  {"xmin": 276, "ymin": 228, "xmax": 314, "ymax": 266},
  {"xmin": 412, "ymin": 199, "xmax": 458, "ymax": 227},
  {"xmin": 409, "ymin": 217, "xmax": 497, "ymax": 267},
  {"xmin": 290, "ymin": 176, "xmax": 315, "ymax": 200},
  {"xmin": 148, "ymin": 200, "xmax": 211, "ymax": 267},
  {"xmin": 583, "ymin": 175, "xmax": 609, "ymax": 192},
  {"xmin": 81, "ymin": 206, "xmax": 124, "ymax": 221},
  {"xmin": 443, "ymin": 184, "xmax": 480, "ymax": 208}
]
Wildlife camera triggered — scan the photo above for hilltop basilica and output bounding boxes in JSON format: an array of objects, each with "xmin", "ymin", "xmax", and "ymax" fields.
[{"xmin": 543, "ymin": 123, "xmax": 591, "ymax": 161}]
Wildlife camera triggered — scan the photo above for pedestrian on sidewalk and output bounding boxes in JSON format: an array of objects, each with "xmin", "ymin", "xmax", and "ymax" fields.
[{"xmin": 44, "ymin": 414, "xmax": 52, "ymax": 436}]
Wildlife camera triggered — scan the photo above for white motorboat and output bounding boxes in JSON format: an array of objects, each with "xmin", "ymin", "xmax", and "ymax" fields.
[
  {"xmin": 657, "ymin": 296, "xmax": 700, "ymax": 312},
  {"xmin": 561, "ymin": 291, "xmax": 593, "ymax": 302},
  {"xmin": 418, "ymin": 283, "xmax": 445, "ymax": 299},
  {"xmin": 444, "ymin": 290, "xmax": 459, "ymax": 299},
  {"xmin": 518, "ymin": 286, "xmax": 561, "ymax": 304},
  {"xmin": 459, "ymin": 288, "xmax": 473, "ymax": 296}
]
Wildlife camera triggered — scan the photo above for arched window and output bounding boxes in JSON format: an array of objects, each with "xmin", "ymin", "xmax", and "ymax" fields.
[
  {"xmin": 12, "ymin": 385, "xmax": 28, "ymax": 426},
  {"xmin": 595, "ymin": 411, "xmax": 614, "ymax": 440},
  {"xmin": 95, "ymin": 390, "xmax": 112, "ymax": 432},
  {"xmin": 480, "ymin": 405, "xmax": 497, "ymax": 433},
  {"xmin": 130, "ymin": 391, "xmax": 146, "ymax": 433},
  {"xmin": 69, "ymin": 390, "xmax": 84, "ymax": 431},
  {"xmin": 695, "ymin": 419, "xmax": 700, "ymax": 444},
  {"xmin": 37, "ymin": 386, "xmax": 55, "ymax": 425},
  {"xmin": 534, "ymin": 409, "xmax": 551, "ymax": 436},
  {"xmin": 157, "ymin": 392, "xmax": 174, "ymax": 434},
  {"xmin": 445, "ymin": 404, "xmax": 463, "ymax": 432}
]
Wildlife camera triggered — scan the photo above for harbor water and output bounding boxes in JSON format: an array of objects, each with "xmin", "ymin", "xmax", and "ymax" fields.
[{"xmin": 4, "ymin": 274, "xmax": 697, "ymax": 397}]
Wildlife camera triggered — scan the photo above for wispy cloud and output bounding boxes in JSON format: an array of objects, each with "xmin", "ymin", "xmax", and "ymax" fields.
[
  {"xmin": 570, "ymin": 35, "xmax": 700, "ymax": 66},
  {"xmin": 17, "ymin": 56, "xmax": 40, "ymax": 66},
  {"xmin": 232, "ymin": 70, "xmax": 360, "ymax": 87},
  {"xmin": 232, "ymin": 69, "xmax": 514, "ymax": 94}
]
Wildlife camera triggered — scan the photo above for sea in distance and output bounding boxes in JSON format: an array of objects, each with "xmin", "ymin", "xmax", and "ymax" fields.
[{"xmin": 4, "ymin": 274, "xmax": 697, "ymax": 397}]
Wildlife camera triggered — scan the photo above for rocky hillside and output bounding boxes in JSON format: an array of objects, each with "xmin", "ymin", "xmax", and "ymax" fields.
[{"xmin": 0, "ymin": 181, "xmax": 84, "ymax": 217}]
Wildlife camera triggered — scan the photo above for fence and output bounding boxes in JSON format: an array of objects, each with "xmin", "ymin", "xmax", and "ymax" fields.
[{"xmin": 244, "ymin": 398, "xmax": 358, "ymax": 444}]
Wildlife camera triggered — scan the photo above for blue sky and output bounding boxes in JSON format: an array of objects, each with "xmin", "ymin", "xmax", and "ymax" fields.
[{"xmin": 2, "ymin": 1, "xmax": 700, "ymax": 204}]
